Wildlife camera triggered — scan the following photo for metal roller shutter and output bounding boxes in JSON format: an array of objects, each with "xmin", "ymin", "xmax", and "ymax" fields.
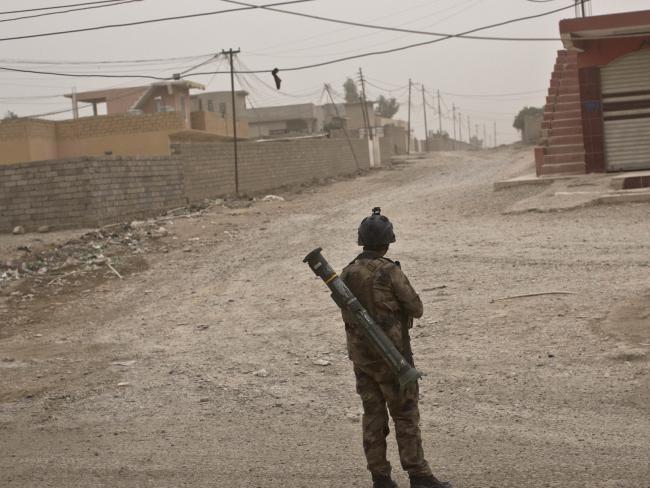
[{"xmin": 601, "ymin": 48, "xmax": 650, "ymax": 172}]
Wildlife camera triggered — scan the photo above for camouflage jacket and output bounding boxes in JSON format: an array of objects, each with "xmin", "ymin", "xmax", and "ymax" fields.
[{"xmin": 340, "ymin": 251, "xmax": 423, "ymax": 377}]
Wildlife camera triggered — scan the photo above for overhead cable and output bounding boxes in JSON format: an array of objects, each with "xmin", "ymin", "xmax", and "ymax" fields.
[
  {"xmin": 219, "ymin": 0, "xmax": 566, "ymax": 42},
  {"xmin": 188, "ymin": 3, "xmax": 579, "ymax": 77},
  {"xmin": 0, "ymin": 0, "xmax": 315, "ymax": 43},
  {"xmin": 0, "ymin": 0, "xmax": 142, "ymax": 24},
  {"xmin": 0, "ymin": 0, "xmax": 128, "ymax": 15}
]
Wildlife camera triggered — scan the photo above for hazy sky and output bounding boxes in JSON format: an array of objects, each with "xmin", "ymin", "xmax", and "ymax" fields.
[{"xmin": 1, "ymin": 0, "xmax": 649, "ymax": 143}]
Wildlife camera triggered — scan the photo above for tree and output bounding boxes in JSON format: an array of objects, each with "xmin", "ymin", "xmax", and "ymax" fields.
[
  {"xmin": 513, "ymin": 106, "xmax": 543, "ymax": 132},
  {"xmin": 343, "ymin": 78, "xmax": 360, "ymax": 103},
  {"xmin": 375, "ymin": 95, "xmax": 399, "ymax": 118}
]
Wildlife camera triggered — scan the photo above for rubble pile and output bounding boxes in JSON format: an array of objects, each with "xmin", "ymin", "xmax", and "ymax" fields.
[{"xmin": 0, "ymin": 220, "xmax": 171, "ymax": 292}]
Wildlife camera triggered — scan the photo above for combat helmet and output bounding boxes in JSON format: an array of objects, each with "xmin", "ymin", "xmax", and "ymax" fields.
[{"xmin": 357, "ymin": 207, "xmax": 396, "ymax": 247}]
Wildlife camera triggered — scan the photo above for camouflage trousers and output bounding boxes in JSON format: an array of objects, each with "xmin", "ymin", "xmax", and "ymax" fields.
[{"xmin": 354, "ymin": 366, "xmax": 432, "ymax": 478}]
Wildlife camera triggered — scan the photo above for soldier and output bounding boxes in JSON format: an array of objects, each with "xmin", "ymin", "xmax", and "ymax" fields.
[{"xmin": 340, "ymin": 208, "xmax": 450, "ymax": 488}]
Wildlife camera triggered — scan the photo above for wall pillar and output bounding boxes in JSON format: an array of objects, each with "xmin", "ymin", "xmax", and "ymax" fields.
[{"xmin": 578, "ymin": 66, "xmax": 606, "ymax": 173}]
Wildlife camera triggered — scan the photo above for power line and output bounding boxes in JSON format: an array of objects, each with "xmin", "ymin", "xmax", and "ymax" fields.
[
  {"xmin": 0, "ymin": 65, "xmax": 167, "ymax": 80},
  {"xmin": 0, "ymin": 54, "xmax": 215, "ymax": 66},
  {"xmin": 219, "ymin": 0, "xmax": 567, "ymax": 42},
  {"xmin": 187, "ymin": 3, "xmax": 581, "ymax": 76},
  {"xmin": 0, "ymin": 0, "xmax": 315, "ymax": 43},
  {"xmin": 0, "ymin": 0, "xmax": 127, "ymax": 15},
  {"xmin": 0, "ymin": 0, "xmax": 142, "ymax": 24}
]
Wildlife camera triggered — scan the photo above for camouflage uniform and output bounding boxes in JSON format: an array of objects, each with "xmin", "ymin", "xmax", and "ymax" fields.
[{"xmin": 340, "ymin": 251, "xmax": 432, "ymax": 480}]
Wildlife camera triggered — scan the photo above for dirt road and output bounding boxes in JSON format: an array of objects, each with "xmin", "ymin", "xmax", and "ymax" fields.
[{"xmin": 1, "ymin": 147, "xmax": 649, "ymax": 488}]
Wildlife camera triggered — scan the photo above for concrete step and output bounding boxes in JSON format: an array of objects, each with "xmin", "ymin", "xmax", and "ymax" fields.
[
  {"xmin": 550, "ymin": 77, "xmax": 579, "ymax": 86},
  {"xmin": 547, "ymin": 88, "xmax": 580, "ymax": 97},
  {"xmin": 548, "ymin": 134, "xmax": 584, "ymax": 146},
  {"xmin": 542, "ymin": 118, "xmax": 583, "ymax": 130},
  {"xmin": 543, "ymin": 152, "xmax": 585, "ymax": 165},
  {"xmin": 544, "ymin": 101, "xmax": 581, "ymax": 112},
  {"xmin": 610, "ymin": 171, "xmax": 650, "ymax": 190},
  {"xmin": 546, "ymin": 125, "xmax": 583, "ymax": 138},
  {"xmin": 551, "ymin": 109, "xmax": 582, "ymax": 121},
  {"xmin": 539, "ymin": 161, "xmax": 586, "ymax": 176},
  {"xmin": 546, "ymin": 143, "xmax": 585, "ymax": 155},
  {"xmin": 551, "ymin": 72, "xmax": 579, "ymax": 81},
  {"xmin": 546, "ymin": 93, "xmax": 581, "ymax": 104}
]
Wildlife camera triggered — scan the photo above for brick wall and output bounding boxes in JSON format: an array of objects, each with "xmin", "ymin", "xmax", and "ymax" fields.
[
  {"xmin": 0, "ymin": 138, "xmax": 369, "ymax": 233},
  {"xmin": 55, "ymin": 112, "xmax": 185, "ymax": 140},
  {"xmin": 175, "ymin": 138, "xmax": 369, "ymax": 203},
  {"xmin": 0, "ymin": 157, "xmax": 185, "ymax": 232}
]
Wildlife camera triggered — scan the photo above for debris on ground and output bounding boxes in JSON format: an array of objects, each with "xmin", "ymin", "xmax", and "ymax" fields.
[{"xmin": 261, "ymin": 195, "xmax": 285, "ymax": 202}]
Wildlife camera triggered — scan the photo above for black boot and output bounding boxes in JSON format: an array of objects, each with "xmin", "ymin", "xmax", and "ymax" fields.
[
  {"xmin": 372, "ymin": 473, "xmax": 398, "ymax": 488},
  {"xmin": 409, "ymin": 475, "xmax": 451, "ymax": 488}
]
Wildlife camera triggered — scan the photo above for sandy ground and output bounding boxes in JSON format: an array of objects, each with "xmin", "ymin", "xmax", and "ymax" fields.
[{"xmin": 1, "ymin": 146, "xmax": 649, "ymax": 488}]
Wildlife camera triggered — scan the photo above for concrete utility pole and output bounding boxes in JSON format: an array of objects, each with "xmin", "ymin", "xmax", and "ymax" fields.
[
  {"xmin": 458, "ymin": 113, "xmax": 463, "ymax": 144},
  {"xmin": 483, "ymin": 124, "xmax": 487, "ymax": 149},
  {"xmin": 71, "ymin": 87, "xmax": 79, "ymax": 120},
  {"xmin": 407, "ymin": 79, "xmax": 412, "ymax": 154},
  {"xmin": 358, "ymin": 67, "xmax": 376, "ymax": 168},
  {"xmin": 452, "ymin": 104, "xmax": 457, "ymax": 150},
  {"xmin": 493, "ymin": 121, "xmax": 497, "ymax": 148},
  {"xmin": 467, "ymin": 115, "xmax": 471, "ymax": 147},
  {"xmin": 437, "ymin": 89, "xmax": 442, "ymax": 134},
  {"xmin": 358, "ymin": 68, "xmax": 373, "ymax": 141},
  {"xmin": 421, "ymin": 85, "xmax": 429, "ymax": 152},
  {"xmin": 452, "ymin": 104, "xmax": 457, "ymax": 137},
  {"xmin": 223, "ymin": 48, "xmax": 241, "ymax": 195},
  {"xmin": 324, "ymin": 83, "xmax": 360, "ymax": 171}
]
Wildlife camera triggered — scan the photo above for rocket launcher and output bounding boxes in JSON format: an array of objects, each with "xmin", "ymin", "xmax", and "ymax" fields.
[{"xmin": 303, "ymin": 247, "xmax": 421, "ymax": 389}]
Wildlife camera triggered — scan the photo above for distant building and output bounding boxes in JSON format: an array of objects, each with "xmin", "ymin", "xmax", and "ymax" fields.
[
  {"xmin": 246, "ymin": 103, "xmax": 323, "ymax": 138},
  {"xmin": 523, "ymin": 113, "xmax": 543, "ymax": 144},
  {"xmin": 190, "ymin": 90, "xmax": 249, "ymax": 139},
  {"xmin": 0, "ymin": 81, "xmax": 254, "ymax": 165},
  {"xmin": 535, "ymin": 9, "xmax": 650, "ymax": 176},
  {"xmin": 65, "ymin": 80, "xmax": 205, "ymax": 128}
]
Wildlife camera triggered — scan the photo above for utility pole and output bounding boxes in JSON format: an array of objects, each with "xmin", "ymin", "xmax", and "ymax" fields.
[
  {"xmin": 452, "ymin": 104, "xmax": 457, "ymax": 150},
  {"xmin": 421, "ymin": 85, "xmax": 429, "ymax": 152},
  {"xmin": 358, "ymin": 67, "xmax": 376, "ymax": 167},
  {"xmin": 483, "ymin": 124, "xmax": 487, "ymax": 149},
  {"xmin": 223, "ymin": 48, "xmax": 241, "ymax": 195},
  {"xmin": 71, "ymin": 87, "xmax": 79, "ymax": 120},
  {"xmin": 437, "ymin": 89, "xmax": 442, "ymax": 134},
  {"xmin": 467, "ymin": 115, "xmax": 471, "ymax": 147},
  {"xmin": 458, "ymin": 113, "xmax": 463, "ymax": 145},
  {"xmin": 324, "ymin": 83, "xmax": 360, "ymax": 171},
  {"xmin": 407, "ymin": 79, "xmax": 412, "ymax": 154},
  {"xmin": 493, "ymin": 121, "xmax": 497, "ymax": 148},
  {"xmin": 475, "ymin": 124, "xmax": 479, "ymax": 147},
  {"xmin": 358, "ymin": 68, "xmax": 373, "ymax": 141}
]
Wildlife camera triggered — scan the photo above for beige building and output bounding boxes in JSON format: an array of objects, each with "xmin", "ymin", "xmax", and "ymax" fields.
[{"xmin": 0, "ymin": 82, "xmax": 253, "ymax": 165}]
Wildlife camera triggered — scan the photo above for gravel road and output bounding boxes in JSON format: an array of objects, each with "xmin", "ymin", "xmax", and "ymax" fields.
[{"xmin": 1, "ymin": 146, "xmax": 648, "ymax": 488}]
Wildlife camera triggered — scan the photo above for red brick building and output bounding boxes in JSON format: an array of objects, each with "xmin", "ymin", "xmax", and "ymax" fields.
[{"xmin": 535, "ymin": 10, "xmax": 650, "ymax": 176}]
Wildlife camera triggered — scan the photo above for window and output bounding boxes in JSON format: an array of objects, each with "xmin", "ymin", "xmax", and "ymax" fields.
[
  {"xmin": 198, "ymin": 99, "xmax": 203, "ymax": 111},
  {"xmin": 219, "ymin": 102, "xmax": 227, "ymax": 117},
  {"xmin": 207, "ymin": 100, "xmax": 214, "ymax": 112},
  {"xmin": 154, "ymin": 96, "xmax": 164, "ymax": 113}
]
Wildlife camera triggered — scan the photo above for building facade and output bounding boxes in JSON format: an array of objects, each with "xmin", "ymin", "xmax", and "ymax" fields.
[{"xmin": 535, "ymin": 9, "xmax": 650, "ymax": 176}]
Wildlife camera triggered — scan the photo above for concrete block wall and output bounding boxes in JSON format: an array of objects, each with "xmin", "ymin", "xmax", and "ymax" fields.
[
  {"xmin": 0, "ymin": 138, "xmax": 370, "ymax": 233},
  {"xmin": 176, "ymin": 138, "xmax": 369, "ymax": 203},
  {"xmin": 0, "ymin": 157, "xmax": 185, "ymax": 233},
  {"xmin": 55, "ymin": 112, "xmax": 185, "ymax": 140}
]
